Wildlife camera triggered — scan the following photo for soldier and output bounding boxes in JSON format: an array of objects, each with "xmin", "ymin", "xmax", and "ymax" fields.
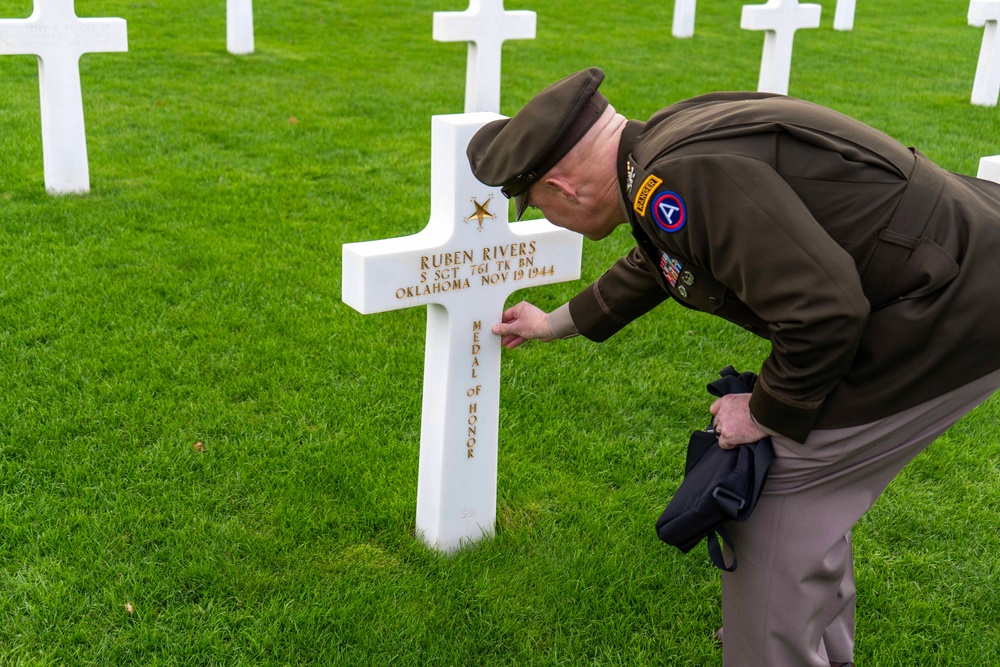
[{"xmin": 466, "ymin": 67, "xmax": 1000, "ymax": 667}]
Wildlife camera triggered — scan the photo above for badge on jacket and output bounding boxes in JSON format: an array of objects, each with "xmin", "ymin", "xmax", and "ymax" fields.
[
  {"xmin": 634, "ymin": 174, "xmax": 687, "ymax": 233},
  {"xmin": 633, "ymin": 175, "xmax": 662, "ymax": 216},
  {"xmin": 660, "ymin": 251, "xmax": 683, "ymax": 287},
  {"xmin": 652, "ymin": 191, "xmax": 686, "ymax": 232}
]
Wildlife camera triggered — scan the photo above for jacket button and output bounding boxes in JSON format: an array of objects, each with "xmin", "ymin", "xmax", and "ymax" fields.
[
  {"xmin": 681, "ymin": 271, "xmax": 695, "ymax": 286},
  {"xmin": 678, "ymin": 286, "xmax": 689, "ymax": 298},
  {"xmin": 708, "ymin": 296, "xmax": 720, "ymax": 304}
]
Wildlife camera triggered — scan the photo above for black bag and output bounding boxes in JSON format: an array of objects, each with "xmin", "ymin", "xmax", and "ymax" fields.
[{"xmin": 655, "ymin": 366, "xmax": 775, "ymax": 571}]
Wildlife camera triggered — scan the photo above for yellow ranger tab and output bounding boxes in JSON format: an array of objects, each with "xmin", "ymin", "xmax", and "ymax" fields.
[{"xmin": 633, "ymin": 174, "xmax": 663, "ymax": 216}]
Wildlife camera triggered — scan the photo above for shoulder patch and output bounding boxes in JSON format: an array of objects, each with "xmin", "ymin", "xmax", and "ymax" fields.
[
  {"xmin": 633, "ymin": 175, "xmax": 662, "ymax": 216},
  {"xmin": 651, "ymin": 191, "xmax": 686, "ymax": 233}
]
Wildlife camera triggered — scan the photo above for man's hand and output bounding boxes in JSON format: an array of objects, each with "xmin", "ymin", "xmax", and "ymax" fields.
[
  {"xmin": 708, "ymin": 393, "xmax": 768, "ymax": 449},
  {"xmin": 492, "ymin": 301, "xmax": 554, "ymax": 349}
]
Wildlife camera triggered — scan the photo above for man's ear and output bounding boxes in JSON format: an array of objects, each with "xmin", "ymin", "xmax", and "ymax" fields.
[{"xmin": 543, "ymin": 176, "xmax": 578, "ymax": 203}]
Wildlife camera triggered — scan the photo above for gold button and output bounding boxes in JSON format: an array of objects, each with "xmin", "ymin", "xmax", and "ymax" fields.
[
  {"xmin": 681, "ymin": 271, "xmax": 695, "ymax": 286},
  {"xmin": 678, "ymin": 285, "xmax": 689, "ymax": 298},
  {"xmin": 708, "ymin": 296, "xmax": 720, "ymax": 304}
]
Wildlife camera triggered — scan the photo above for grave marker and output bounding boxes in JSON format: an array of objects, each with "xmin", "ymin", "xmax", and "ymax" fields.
[
  {"xmin": 834, "ymin": 0, "xmax": 856, "ymax": 31},
  {"xmin": 227, "ymin": 0, "xmax": 253, "ymax": 55},
  {"xmin": 969, "ymin": 1, "xmax": 1000, "ymax": 106},
  {"xmin": 673, "ymin": 0, "xmax": 697, "ymax": 38},
  {"xmin": 0, "ymin": 0, "xmax": 127, "ymax": 194},
  {"xmin": 433, "ymin": 0, "xmax": 536, "ymax": 113},
  {"xmin": 342, "ymin": 113, "xmax": 583, "ymax": 552},
  {"xmin": 741, "ymin": 0, "xmax": 821, "ymax": 95},
  {"xmin": 978, "ymin": 155, "xmax": 1000, "ymax": 182}
]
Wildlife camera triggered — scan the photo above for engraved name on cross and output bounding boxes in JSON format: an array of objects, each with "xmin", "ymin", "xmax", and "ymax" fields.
[
  {"xmin": 342, "ymin": 113, "xmax": 583, "ymax": 552},
  {"xmin": 433, "ymin": 0, "xmax": 536, "ymax": 113},
  {"xmin": 741, "ymin": 0, "xmax": 821, "ymax": 95},
  {"xmin": 0, "ymin": 0, "xmax": 127, "ymax": 194},
  {"xmin": 227, "ymin": 0, "xmax": 254, "ymax": 55},
  {"xmin": 969, "ymin": 0, "xmax": 1000, "ymax": 106}
]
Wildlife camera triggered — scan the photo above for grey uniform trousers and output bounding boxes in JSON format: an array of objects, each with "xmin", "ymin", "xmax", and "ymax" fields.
[{"xmin": 720, "ymin": 366, "xmax": 1000, "ymax": 667}]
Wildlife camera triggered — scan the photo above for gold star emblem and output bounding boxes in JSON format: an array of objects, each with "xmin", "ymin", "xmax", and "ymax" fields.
[{"xmin": 465, "ymin": 196, "xmax": 496, "ymax": 231}]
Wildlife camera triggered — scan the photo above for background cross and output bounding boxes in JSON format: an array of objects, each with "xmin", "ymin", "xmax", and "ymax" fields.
[
  {"xmin": 672, "ymin": 0, "xmax": 697, "ymax": 38},
  {"xmin": 227, "ymin": 0, "xmax": 254, "ymax": 55},
  {"xmin": 741, "ymin": 0, "xmax": 821, "ymax": 95},
  {"xmin": 0, "ymin": 0, "xmax": 127, "ymax": 194},
  {"xmin": 969, "ymin": 0, "xmax": 1000, "ymax": 106},
  {"xmin": 834, "ymin": 0, "xmax": 857, "ymax": 31},
  {"xmin": 433, "ymin": 0, "xmax": 536, "ymax": 113}
]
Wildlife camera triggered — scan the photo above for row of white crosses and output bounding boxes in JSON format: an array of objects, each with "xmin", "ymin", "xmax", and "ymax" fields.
[
  {"xmin": 677, "ymin": 0, "xmax": 1000, "ymax": 105},
  {"xmin": 672, "ymin": 0, "xmax": 854, "ymax": 40},
  {"xmin": 344, "ymin": 1, "xmax": 583, "ymax": 553},
  {"xmin": 4, "ymin": 0, "xmax": 999, "ymax": 198}
]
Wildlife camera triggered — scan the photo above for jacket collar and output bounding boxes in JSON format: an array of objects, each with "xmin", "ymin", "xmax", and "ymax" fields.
[{"xmin": 617, "ymin": 120, "xmax": 646, "ymax": 222}]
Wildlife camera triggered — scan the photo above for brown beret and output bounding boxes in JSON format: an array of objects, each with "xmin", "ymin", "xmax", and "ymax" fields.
[{"xmin": 467, "ymin": 67, "xmax": 609, "ymax": 220}]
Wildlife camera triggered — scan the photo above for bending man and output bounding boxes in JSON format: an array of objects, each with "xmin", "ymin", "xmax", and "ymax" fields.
[{"xmin": 466, "ymin": 67, "xmax": 1000, "ymax": 667}]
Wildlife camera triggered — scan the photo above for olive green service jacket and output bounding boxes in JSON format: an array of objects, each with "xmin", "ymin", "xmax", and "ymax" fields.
[{"xmin": 567, "ymin": 92, "xmax": 1000, "ymax": 442}]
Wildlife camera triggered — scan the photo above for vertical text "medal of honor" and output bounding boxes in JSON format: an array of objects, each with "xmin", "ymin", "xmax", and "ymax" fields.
[{"xmin": 466, "ymin": 320, "xmax": 482, "ymax": 459}]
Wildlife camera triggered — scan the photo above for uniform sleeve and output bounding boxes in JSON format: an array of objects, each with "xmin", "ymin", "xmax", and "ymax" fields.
[
  {"xmin": 644, "ymin": 154, "xmax": 870, "ymax": 442},
  {"xmin": 547, "ymin": 303, "xmax": 580, "ymax": 339},
  {"xmin": 567, "ymin": 246, "xmax": 670, "ymax": 342}
]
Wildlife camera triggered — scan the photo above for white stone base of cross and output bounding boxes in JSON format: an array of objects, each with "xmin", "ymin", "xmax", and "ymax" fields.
[
  {"xmin": 978, "ymin": 155, "xmax": 1000, "ymax": 183},
  {"xmin": 342, "ymin": 113, "xmax": 583, "ymax": 553},
  {"xmin": 0, "ymin": 0, "xmax": 127, "ymax": 194},
  {"xmin": 833, "ymin": 0, "xmax": 856, "ymax": 31},
  {"xmin": 227, "ymin": 0, "xmax": 254, "ymax": 55},
  {"xmin": 969, "ymin": 1, "xmax": 1000, "ymax": 107},
  {"xmin": 433, "ymin": 0, "xmax": 536, "ymax": 113},
  {"xmin": 672, "ymin": 0, "xmax": 697, "ymax": 38},
  {"xmin": 741, "ymin": 0, "xmax": 821, "ymax": 95}
]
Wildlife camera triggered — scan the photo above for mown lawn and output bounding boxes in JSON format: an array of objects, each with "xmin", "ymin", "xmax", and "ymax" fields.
[{"xmin": 0, "ymin": 1, "xmax": 997, "ymax": 664}]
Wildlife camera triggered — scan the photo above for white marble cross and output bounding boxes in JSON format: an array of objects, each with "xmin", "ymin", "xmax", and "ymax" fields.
[
  {"xmin": 969, "ymin": 1, "xmax": 1000, "ymax": 106},
  {"xmin": 978, "ymin": 155, "xmax": 1000, "ymax": 182},
  {"xmin": 0, "ymin": 0, "xmax": 127, "ymax": 194},
  {"xmin": 741, "ymin": 0, "xmax": 821, "ymax": 95},
  {"xmin": 227, "ymin": 0, "xmax": 254, "ymax": 55},
  {"xmin": 672, "ymin": 0, "xmax": 697, "ymax": 38},
  {"xmin": 433, "ymin": 0, "xmax": 536, "ymax": 113},
  {"xmin": 342, "ymin": 113, "xmax": 583, "ymax": 553},
  {"xmin": 833, "ymin": 0, "xmax": 857, "ymax": 31}
]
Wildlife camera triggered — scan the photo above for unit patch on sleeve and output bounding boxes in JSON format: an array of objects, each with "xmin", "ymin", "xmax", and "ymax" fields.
[
  {"xmin": 651, "ymin": 191, "xmax": 686, "ymax": 233},
  {"xmin": 659, "ymin": 251, "xmax": 683, "ymax": 287},
  {"xmin": 633, "ymin": 174, "xmax": 662, "ymax": 216}
]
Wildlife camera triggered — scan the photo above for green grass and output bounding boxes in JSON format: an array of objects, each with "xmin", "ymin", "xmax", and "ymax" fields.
[{"xmin": 0, "ymin": 0, "xmax": 998, "ymax": 664}]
